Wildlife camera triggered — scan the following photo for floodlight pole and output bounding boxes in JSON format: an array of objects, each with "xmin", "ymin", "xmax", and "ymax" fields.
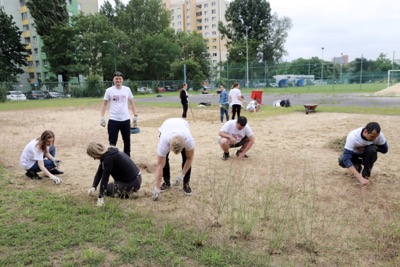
[
  {"xmin": 320, "ymin": 47, "xmax": 324, "ymax": 84},
  {"xmin": 239, "ymin": 17, "xmax": 250, "ymax": 88}
]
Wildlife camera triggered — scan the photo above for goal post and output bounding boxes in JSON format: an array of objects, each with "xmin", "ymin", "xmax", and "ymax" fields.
[{"xmin": 387, "ymin": 70, "xmax": 400, "ymax": 87}]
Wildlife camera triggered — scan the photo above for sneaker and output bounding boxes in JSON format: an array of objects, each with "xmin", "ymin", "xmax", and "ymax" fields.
[
  {"xmin": 50, "ymin": 168, "xmax": 64, "ymax": 175},
  {"xmin": 25, "ymin": 171, "xmax": 42, "ymax": 180},
  {"xmin": 151, "ymin": 188, "xmax": 160, "ymax": 201},
  {"xmin": 160, "ymin": 182, "xmax": 171, "ymax": 192},
  {"xmin": 172, "ymin": 176, "xmax": 183, "ymax": 186},
  {"xmin": 222, "ymin": 153, "xmax": 230, "ymax": 161},
  {"xmin": 236, "ymin": 150, "xmax": 249, "ymax": 158},
  {"xmin": 183, "ymin": 183, "xmax": 192, "ymax": 196}
]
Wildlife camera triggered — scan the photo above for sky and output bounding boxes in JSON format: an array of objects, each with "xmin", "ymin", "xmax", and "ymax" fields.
[{"xmin": 98, "ymin": 0, "xmax": 400, "ymax": 62}]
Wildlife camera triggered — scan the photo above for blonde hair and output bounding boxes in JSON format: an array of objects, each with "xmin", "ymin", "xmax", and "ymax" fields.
[
  {"xmin": 86, "ymin": 142, "xmax": 107, "ymax": 159},
  {"xmin": 169, "ymin": 135, "xmax": 185, "ymax": 154}
]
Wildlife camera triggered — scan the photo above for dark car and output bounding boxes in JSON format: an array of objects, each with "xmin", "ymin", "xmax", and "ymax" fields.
[
  {"xmin": 25, "ymin": 90, "xmax": 46, "ymax": 100},
  {"xmin": 44, "ymin": 91, "xmax": 65, "ymax": 99},
  {"xmin": 164, "ymin": 85, "xmax": 178, "ymax": 92}
]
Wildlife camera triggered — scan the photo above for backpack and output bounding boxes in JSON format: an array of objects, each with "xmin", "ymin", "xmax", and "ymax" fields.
[{"xmin": 280, "ymin": 99, "xmax": 291, "ymax": 107}]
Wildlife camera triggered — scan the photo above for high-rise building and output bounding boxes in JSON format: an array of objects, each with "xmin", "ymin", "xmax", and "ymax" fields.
[
  {"xmin": 0, "ymin": 0, "xmax": 98, "ymax": 86},
  {"xmin": 164, "ymin": 0, "xmax": 229, "ymax": 65}
]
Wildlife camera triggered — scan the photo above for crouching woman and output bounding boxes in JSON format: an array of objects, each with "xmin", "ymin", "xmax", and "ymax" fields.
[{"xmin": 86, "ymin": 142, "xmax": 142, "ymax": 206}]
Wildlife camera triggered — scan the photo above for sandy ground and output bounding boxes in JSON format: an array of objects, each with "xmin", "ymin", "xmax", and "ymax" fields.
[
  {"xmin": 1, "ymin": 92, "xmax": 400, "ymax": 262},
  {"xmin": 373, "ymin": 82, "xmax": 400, "ymax": 96}
]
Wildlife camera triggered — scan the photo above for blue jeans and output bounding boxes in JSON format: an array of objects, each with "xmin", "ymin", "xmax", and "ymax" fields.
[
  {"xmin": 28, "ymin": 146, "xmax": 57, "ymax": 172},
  {"xmin": 108, "ymin": 119, "xmax": 131, "ymax": 157},
  {"xmin": 220, "ymin": 104, "xmax": 229, "ymax": 122}
]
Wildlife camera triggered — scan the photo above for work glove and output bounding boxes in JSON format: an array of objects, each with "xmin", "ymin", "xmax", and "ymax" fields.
[
  {"xmin": 100, "ymin": 117, "xmax": 106, "ymax": 127},
  {"xmin": 151, "ymin": 187, "xmax": 160, "ymax": 201},
  {"xmin": 219, "ymin": 104, "xmax": 222, "ymax": 108},
  {"xmin": 97, "ymin": 197, "xmax": 105, "ymax": 207},
  {"xmin": 172, "ymin": 173, "xmax": 184, "ymax": 186},
  {"xmin": 88, "ymin": 187, "xmax": 96, "ymax": 195},
  {"xmin": 133, "ymin": 115, "xmax": 138, "ymax": 127},
  {"xmin": 50, "ymin": 175, "xmax": 63, "ymax": 185},
  {"xmin": 52, "ymin": 158, "xmax": 62, "ymax": 168}
]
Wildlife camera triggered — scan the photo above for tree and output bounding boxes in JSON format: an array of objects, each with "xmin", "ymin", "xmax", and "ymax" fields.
[
  {"xmin": 0, "ymin": 7, "xmax": 28, "ymax": 82},
  {"xmin": 218, "ymin": 0, "xmax": 291, "ymax": 63}
]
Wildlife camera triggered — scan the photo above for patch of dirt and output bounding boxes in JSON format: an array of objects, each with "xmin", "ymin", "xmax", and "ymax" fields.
[{"xmin": 373, "ymin": 83, "xmax": 400, "ymax": 96}]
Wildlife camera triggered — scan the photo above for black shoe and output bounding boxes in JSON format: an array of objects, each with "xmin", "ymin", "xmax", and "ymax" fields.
[
  {"xmin": 50, "ymin": 168, "xmax": 64, "ymax": 175},
  {"xmin": 183, "ymin": 183, "xmax": 192, "ymax": 196},
  {"xmin": 160, "ymin": 182, "xmax": 171, "ymax": 192},
  {"xmin": 222, "ymin": 153, "xmax": 230, "ymax": 161},
  {"xmin": 25, "ymin": 171, "xmax": 42, "ymax": 180},
  {"xmin": 236, "ymin": 150, "xmax": 249, "ymax": 158}
]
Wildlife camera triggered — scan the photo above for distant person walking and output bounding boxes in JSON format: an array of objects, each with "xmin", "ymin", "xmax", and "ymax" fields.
[
  {"xmin": 229, "ymin": 82, "xmax": 244, "ymax": 120},
  {"xmin": 180, "ymin": 83, "xmax": 189, "ymax": 118},
  {"xmin": 100, "ymin": 71, "xmax": 138, "ymax": 157},
  {"xmin": 219, "ymin": 84, "xmax": 229, "ymax": 123}
]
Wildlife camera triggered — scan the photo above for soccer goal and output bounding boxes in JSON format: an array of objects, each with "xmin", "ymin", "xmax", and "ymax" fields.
[{"xmin": 387, "ymin": 70, "xmax": 400, "ymax": 87}]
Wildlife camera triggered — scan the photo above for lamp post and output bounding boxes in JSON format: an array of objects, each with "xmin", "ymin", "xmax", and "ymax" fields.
[
  {"xmin": 239, "ymin": 17, "xmax": 250, "ymax": 88},
  {"xmin": 340, "ymin": 52, "xmax": 343, "ymax": 83},
  {"xmin": 102, "ymin": 41, "xmax": 117, "ymax": 73},
  {"xmin": 320, "ymin": 47, "xmax": 324, "ymax": 84}
]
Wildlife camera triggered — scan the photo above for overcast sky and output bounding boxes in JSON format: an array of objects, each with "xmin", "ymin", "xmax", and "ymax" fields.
[{"xmin": 99, "ymin": 0, "xmax": 399, "ymax": 62}]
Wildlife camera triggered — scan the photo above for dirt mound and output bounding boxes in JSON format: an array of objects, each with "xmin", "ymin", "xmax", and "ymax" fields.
[{"xmin": 373, "ymin": 83, "xmax": 400, "ymax": 96}]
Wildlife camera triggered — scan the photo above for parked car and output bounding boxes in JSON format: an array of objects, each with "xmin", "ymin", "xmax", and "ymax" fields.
[
  {"xmin": 157, "ymin": 86, "xmax": 166, "ymax": 93},
  {"xmin": 137, "ymin": 87, "xmax": 153, "ymax": 94},
  {"xmin": 6, "ymin": 91, "xmax": 26, "ymax": 101},
  {"xmin": 164, "ymin": 85, "xmax": 177, "ymax": 92},
  {"xmin": 25, "ymin": 90, "xmax": 46, "ymax": 100},
  {"xmin": 44, "ymin": 91, "xmax": 65, "ymax": 99}
]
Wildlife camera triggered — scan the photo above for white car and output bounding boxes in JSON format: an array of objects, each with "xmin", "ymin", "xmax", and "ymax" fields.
[{"xmin": 7, "ymin": 91, "xmax": 26, "ymax": 101}]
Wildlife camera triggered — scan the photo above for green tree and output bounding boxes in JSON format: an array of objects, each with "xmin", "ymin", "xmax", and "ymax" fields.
[
  {"xmin": 218, "ymin": 0, "xmax": 292, "ymax": 63},
  {"xmin": 0, "ymin": 7, "xmax": 28, "ymax": 82},
  {"xmin": 375, "ymin": 53, "xmax": 394, "ymax": 72}
]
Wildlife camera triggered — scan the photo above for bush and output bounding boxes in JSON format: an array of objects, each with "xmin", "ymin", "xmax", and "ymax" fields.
[{"xmin": 85, "ymin": 75, "xmax": 103, "ymax": 97}]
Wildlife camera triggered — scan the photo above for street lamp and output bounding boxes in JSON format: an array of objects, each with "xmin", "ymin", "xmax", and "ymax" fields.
[
  {"xmin": 320, "ymin": 47, "xmax": 324, "ymax": 84},
  {"xmin": 102, "ymin": 40, "xmax": 117, "ymax": 73},
  {"xmin": 239, "ymin": 17, "xmax": 250, "ymax": 88},
  {"xmin": 340, "ymin": 52, "xmax": 343, "ymax": 83}
]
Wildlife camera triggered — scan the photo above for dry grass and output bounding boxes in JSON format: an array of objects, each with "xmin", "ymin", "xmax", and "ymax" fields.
[{"xmin": 1, "ymin": 103, "xmax": 400, "ymax": 265}]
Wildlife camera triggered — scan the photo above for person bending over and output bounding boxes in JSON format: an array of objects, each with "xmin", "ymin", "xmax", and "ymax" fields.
[
  {"xmin": 20, "ymin": 130, "xmax": 64, "ymax": 184},
  {"xmin": 338, "ymin": 122, "xmax": 388, "ymax": 186},
  {"xmin": 218, "ymin": 116, "xmax": 255, "ymax": 161},
  {"xmin": 152, "ymin": 118, "xmax": 195, "ymax": 200},
  {"xmin": 86, "ymin": 142, "xmax": 142, "ymax": 206}
]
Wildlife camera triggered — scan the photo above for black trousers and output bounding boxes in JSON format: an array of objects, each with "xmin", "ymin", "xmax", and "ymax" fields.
[
  {"xmin": 162, "ymin": 150, "xmax": 191, "ymax": 185},
  {"xmin": 106, "ymin": 174, "xmax": 142, "ymax": 198},
  {"xmin": 108, "ymin": 119, "xmax": 131, "ymax": 156},
  {"xmin": 339, "ymin": 145, "xmax": 377, "ymax": 177},
  {"xmin": 232, "ymin": 104, "xmax": 241, "ymax": 120},
  {"xmin": 182, "ymin": 103, "xmax": 188, "ymax": 118}
]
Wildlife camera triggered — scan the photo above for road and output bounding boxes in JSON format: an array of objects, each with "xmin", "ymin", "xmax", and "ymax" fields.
[{"xmin": 136, "ymin": 92, "xmax": 400, "ymax": 108}]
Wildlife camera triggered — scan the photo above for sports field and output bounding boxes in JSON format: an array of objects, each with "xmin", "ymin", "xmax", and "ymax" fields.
[{"xmin": 1, "ymin": 93, "xmax": 400, "ymax": 265}]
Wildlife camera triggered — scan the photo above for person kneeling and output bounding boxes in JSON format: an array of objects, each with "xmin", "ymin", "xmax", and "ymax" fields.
[
  {"xmin": 86, "ymin": 142, "xmax": 142, "ymax": 206},
  {"xmin": 246, "ymin": 99, "xmax": 260, "ymax": 113}
]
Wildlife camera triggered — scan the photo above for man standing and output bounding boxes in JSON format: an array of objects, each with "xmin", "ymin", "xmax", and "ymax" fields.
[
  {"xmin": 179, "ymin": 83, "xmax": 189, "ymax": 118},
  {"xmin": 152, "ymin": 118, "xmax": 195, "ymax": 200},
  {"xmin": 218, "ymin": 84, "xmax": 229, "ymax": 123},
  {"xmin": 218, "ymin": 116, "xmax": 255, "ymax": 160},
  {"xmin": 100, "ymin": 71, "xmax": 138, "ymax": 157},
  {"xmin": 338, "ymin": 122, "xmax": 388, "ymax": 185}
]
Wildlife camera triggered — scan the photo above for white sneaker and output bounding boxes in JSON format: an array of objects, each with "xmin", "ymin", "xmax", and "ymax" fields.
[{"xmin": 151, "ymin": 188, "xmax": 160, "ymax": 201}]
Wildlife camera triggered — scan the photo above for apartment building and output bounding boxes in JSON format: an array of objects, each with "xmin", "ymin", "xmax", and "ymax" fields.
[
  {"xmin": 165, "ymin": 0, "xmax": 229, "ymax": 65},
  {"xmin": 0, "ymin": 0, "xmax": 97, "ymax": 86}
]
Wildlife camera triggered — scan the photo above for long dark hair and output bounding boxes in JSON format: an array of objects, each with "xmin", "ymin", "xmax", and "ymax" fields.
[{"xmin": 37, "ymin": 130, "xmax": 55, "ymax": 152}]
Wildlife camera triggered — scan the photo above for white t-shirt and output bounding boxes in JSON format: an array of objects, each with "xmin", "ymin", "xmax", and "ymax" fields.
[
  {"xmin": 229, "ymin": 88, "xmax": 242, "ymax": 105},
  {"xmin": 344, "ymin": 127, "xmax": 386, "ymax": 154},
  {"xmin": 20, "ymin": 139, "xmax": 45, "ymax": 170},
  {"xmin": 104, "ymin": 86, "xmax": 134, "ymax": 121},
  {"xmin": 246, "ymin": 100, "xmax": 257, "ymax": 111},
  {"xmin": 220, "ymin": 120, "xmax": 254, "ymax": 142},
  {"xmin": 157, "ymin": 118, "xmax": 195, "ymax": 157}
]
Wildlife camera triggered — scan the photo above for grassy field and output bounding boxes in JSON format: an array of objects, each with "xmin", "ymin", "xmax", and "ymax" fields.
[{"xmin": 1, "ymin": 88, "xmax": 399, "ymax": 266}]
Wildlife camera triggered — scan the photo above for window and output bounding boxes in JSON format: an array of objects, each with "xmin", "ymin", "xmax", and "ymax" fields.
[
  {"xmin": 24, "ymin": 38, "xmax": 30, "ymax": 44},
  {"xmin": 66, "ymin": 0, "xmax": 72, "ymax": 5},
  {"xmin": 23, "ymin": 25, "xmax": 29, "ymax": 31},
  {"xmin": 205, "ymin": 25, "xmax": 209, "ymax": 29},
  {"xmin": 36, "ymin": 73, "xmax": 41, "ymax": 79},
  {"xmin": 204, "ymin": 18, "xmax": 209, "ymax": 22},
  {"xmin": 28, "ymin": 61, "xmax": 33, "ymax": 66},
  {"xmin": 212, "ymin": 17, "xmax": 216, "ymax": 21},
  {"xmin": 32, "ymin": 36, "xmax": 37, "ymax": 44},
  {"xmin": 177, "ymin": 22, "xmax": 182, "ymax": 26},
  {"xmin": 43, "ymin": 60, "xmax": 49, "ymax": 66},
  {"xmin": 204, "ymin": 3, "xmax": 208, "ymax": 7},
  {"xmin": 212, "ymin": 38, "xmax": 217, "ymax": 42},
  {"xmin": 212, "ymin": 24, "xmax": 216, "ymax": 28},
  {"xmin": 212, "ymin": 53, "xmax": 217, "ymax": 57},
  {"xmin": 21, "ymin": 12, "xmax": 28, "ymax": 20},
  {"xmin": 177, "ymin": 15, "xmax": 181, "ymax": 19},
  {"xmin": 34, "ymin": 48, "xmax": 38, "ymax": 55},
  {"xmin": 35, "ymin": 60, "xmax": 40, "ymax": 67},
  {"xmin": 197, "ymin": 26, "xmax": 202, "ymax": 30},
  {"xmin": 212, "ymin": 9, "xmax": 216, "ymax": 14},
  {"xmin": 78, "ymin": 3, "xmax": 81, "ymax": 10},
  {"xmin": 44, "ymin": 72, "xmax": 49, "ymax": 79},
  {"xmin": 197, "ymin": 19, "xmax": 202, "ymax": 23},
  {"xmin": 196, "ymin": 12, "xmax": 202, "ymax": 16},
  {"xmin": 212, "ymin": 31, "xmax": 217, "ymax": 35},
  {"xmin": 29, "ymin": 73, "xmax": 34, "ymax": 79},
  {"xmin": 171, "ymin": 16, "xmax": 174, "ymax": 20},
  {"xmin": 204, "ymin": 11, "xmax": 208, "ymax": 15},
  {"xmin": 212, "ymin": 46, "xmax": 217, "ymax": 50},
  {"xmin": 212, "ymin": 2, "xmax": 216, "ymax": 6}
]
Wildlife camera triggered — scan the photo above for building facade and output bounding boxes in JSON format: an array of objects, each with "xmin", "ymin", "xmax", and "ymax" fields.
[
  {"xmin": 0, "ymin": 0, "xmax": 97, "ymax": 86},
  {"xmin": 164, "ymin": 0, "xmax": 229, "ymax": 65}
]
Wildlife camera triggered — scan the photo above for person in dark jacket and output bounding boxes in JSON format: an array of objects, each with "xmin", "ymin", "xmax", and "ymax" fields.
[
  {"xmin": 86, "ymin": 142, "xmax": 142, "ymax": 206},
  {"xmin": 179, "ymin": 83, "xmax": 189, "ymax": 118}
]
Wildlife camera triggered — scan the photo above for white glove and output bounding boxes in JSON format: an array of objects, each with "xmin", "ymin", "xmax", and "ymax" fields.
[
  {"xmin": 52, "ymin": 158, "xmax": 62, "ymax": 167},
  {"xmin": 172, "ymin": 174, "xmax": 184, "ymax": 186},
  {"xmin": 219, "ymin": 104, "xmax": 222, "ymax": 108},
  {"xmin": 50, "ymin": 175, "xmax": 63, "ymax": 185},
  {"xmin": 97, "ymin": 197, "xmax": 104, "ymax": 206},
  {"xmin": 151, "ymin": 187, "xmax": 160, "ymax": 201},
  {"xmin": 88, "ymin": 187, "xmax": 96, "ymax": 195},
  {"xmin": 100, "ymin": 117, "xmax": 106, "ymax": 127},
  {"xmin": 133, "ymin": 115, "xmax": 138, "ymax": 127}
]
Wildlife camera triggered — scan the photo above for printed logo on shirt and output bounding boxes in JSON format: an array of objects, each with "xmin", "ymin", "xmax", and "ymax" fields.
[{"xmin": 112, "ymin": 95, "xmax": 127, "ymax": 102}]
